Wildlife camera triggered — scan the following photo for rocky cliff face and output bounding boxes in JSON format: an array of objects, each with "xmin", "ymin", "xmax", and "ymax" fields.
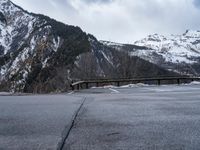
[{"xmin": 0, "ymin": 0, "xmax": 178, "ymax": 93}]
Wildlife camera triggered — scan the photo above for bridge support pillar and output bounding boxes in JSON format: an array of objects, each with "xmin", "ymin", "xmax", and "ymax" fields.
[
  {"xmin": 158, "ymin": 79, "xmax": 161, "ymax": 85},
  {"xmin": 71, "ymin": 85, "xmax": 74, "ymax": 91},
  {"xmin": 86, "ymin": 83, "xmax": 89, "ymax": 89},
  {"xmin": 96, "ymin": 82, "xmax": 99, "ymax": 87},
  {"xmin": 117, "ymin": 81, "xmax": 120, "ymax": 87},
  {"xmin": 177, "ymin": 79, "xmax": 180, "ymax": 85}
]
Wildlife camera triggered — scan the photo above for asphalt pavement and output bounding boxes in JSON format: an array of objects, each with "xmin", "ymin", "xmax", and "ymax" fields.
[
  {"xmin": 1, "ymin": 84, "xmax": 200, "ymax": 150},
  {"xmin": 64, "ymin": 84, "xmax": 200, "ymax": 150},
  {"xmin": 0, "ymin": 95, "xmax": 84, "ymax": 150}
]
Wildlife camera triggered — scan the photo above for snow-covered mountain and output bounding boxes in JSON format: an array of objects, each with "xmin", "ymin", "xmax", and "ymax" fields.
[
  {"xmin": 101, "ymin": 30, "xmax": 200, "ymax": 76},
  {"xmin": 0, "ymin": 0, "xmax": 90, "ymax": 92},
  {"xmin": 134, "ymin": 30, "xmax": 200, "ymax": 64},
  {"xmin": 0, "ymin": 0, "xmax": 179, "ymax": 93}
]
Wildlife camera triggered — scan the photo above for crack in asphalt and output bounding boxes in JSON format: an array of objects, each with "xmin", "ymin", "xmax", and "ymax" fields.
[{"xmin": 57, "ymin": 97, "xmax": 86, "ymax": 150}]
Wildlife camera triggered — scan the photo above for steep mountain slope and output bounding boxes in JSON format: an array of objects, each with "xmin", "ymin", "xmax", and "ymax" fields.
[
  {"xmin": 0, "ymin": 0, "xmax": 90, "ymax": 92},
  {"xmin": 0, "ymin": 0, "xmax": 178, "ymax": 93},
  {"xmin": 101, "ymin": 30, "xmax": 200, "ymax": 76},
  {"xmin": 73, "ymin": 35, "xmax": 175, "ymax": 80}
]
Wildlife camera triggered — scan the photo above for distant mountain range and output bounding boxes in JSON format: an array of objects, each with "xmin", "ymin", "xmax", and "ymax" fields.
[
  {"xmin": 1, "ymin": 0, "xmax": 198, "ymax": 93},
  {"xmin": 101, "ymin": 30, "xmax": 200, "ymax": 76}
]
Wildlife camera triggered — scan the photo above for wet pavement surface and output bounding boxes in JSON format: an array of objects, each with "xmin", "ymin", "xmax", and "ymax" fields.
[{"xmin": 1, "ymin": 84, "xmax": 200, "ymax": 149}]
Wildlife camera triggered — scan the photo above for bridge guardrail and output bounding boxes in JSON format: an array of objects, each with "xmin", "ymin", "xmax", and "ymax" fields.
[{"xmin": 70, "ymin": 77, "xmax": 200, "ymax": 91}]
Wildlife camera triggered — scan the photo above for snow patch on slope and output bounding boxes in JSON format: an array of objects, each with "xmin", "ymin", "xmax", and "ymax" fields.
[
  {"xmin": 100, "ymin": 40, "xmax": 124, "ymax": 51},
  {"xmin": 101, "ymin": 51, "xmax": 113, "ymax": 66},
  {"xmin": 100, "ymin": 40, "xmax": 123, "ymax": 47},
  {"xmin": 0, "ymin": 0, "xmax": 36, "ymax": 55},
  {"xmin": 53, "ymin": 37, "xmax": 61, "ymax": 52}
]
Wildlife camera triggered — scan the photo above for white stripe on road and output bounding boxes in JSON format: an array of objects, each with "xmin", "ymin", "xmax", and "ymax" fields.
[{"xmin": 109, "ymin": 88, "xmax": 120, "ymax": 93}]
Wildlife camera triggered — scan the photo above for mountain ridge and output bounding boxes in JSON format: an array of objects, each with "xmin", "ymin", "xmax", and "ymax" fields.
[
  {"xmin": 101, "ymin": 30, "xmax": 200, "ymax": 76},
  {"xmin": 0, "ymin": 0, "xmax": 182, "ymax": 93}
]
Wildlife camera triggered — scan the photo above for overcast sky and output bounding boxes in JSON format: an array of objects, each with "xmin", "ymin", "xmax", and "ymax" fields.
[{"xmin": 12, "ymin": 0, "xmax": 200, "ymax": 43}]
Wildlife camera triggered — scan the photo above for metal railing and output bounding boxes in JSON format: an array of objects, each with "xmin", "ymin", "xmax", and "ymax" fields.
[{"xmin": 70, "ymin": 76, "xmax": 200, "ymax": 91}]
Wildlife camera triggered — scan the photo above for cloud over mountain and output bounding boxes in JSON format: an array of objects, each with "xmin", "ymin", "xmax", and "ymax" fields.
[{"xmin": 11, "ymin": 0, "xmax": 200, "ymax": 43}]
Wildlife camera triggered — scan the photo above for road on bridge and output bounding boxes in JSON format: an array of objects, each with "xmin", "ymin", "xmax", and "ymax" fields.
[{"xmin": 1, "ymin": 84, "xmax": 200, "ymax": 149}]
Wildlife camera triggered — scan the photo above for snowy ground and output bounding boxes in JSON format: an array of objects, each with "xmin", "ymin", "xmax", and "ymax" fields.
[{"xmin": 1, "ymin": 84, "xmax": 200, "ymax": 149}]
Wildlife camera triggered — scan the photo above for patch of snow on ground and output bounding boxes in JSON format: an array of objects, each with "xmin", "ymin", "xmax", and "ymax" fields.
[
  {"xmin": 188, "ymin": 81, "xmax": 200, "ymax": 85},
  {"xmin": 92, "ymin": 83, "xmax": 150, "ymax": 89},
  {"xmin": 0, "ymin": 92, "xmax": 13, "ymax": 96},
  {"xmin": 91, "ymin": 85, "xmax": 117, "ymax": 89},
  {"xmin": 120, "ymin": 83, "xmax": 150, "ymax": 88}
]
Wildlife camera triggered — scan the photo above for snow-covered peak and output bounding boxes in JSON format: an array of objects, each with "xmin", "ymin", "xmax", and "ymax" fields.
[
  {"xmin": 99, "ymin": 40, "xmax": 125, "ymax": 52},
  {"xmin": 100, "ymin": 40, "xmax": 124, "ymax": 47},
  {"xmin": 0, "ymin": 0, "xmax": 10, "ymax": 5},
  {"xmin": 0, "ymin": 0, "xmax": 66, "ymax": 92},
  {"xmin": 183, "ymin": 30, "xmax": 200, "ymax": 38},
  {"xmin": 134, "ymin": 30, "xmax": 200, "ymax": 51},
  {"xmin": 0, "ymin": 0, "xmax": 36, "ymax": 55},
  {"xmin": 133, "ymin": 30, "xmax": 200, "ymax": 64},
  {"xmin": 0, "ymin": 0, "xmax": 36, "ymax": 24},
  {"xmin": 0, "ymin": 0, "xmax": 20, "ymax": 15}
]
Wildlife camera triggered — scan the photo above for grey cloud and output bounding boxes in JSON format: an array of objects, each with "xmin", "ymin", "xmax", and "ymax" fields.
[
  {"xmin": 11, "ymin": 0, "xmax": 200, "ymax": 43},
  {"xmin": 194, "ymin": 0, "xmax": 200, "ymax": 7}
]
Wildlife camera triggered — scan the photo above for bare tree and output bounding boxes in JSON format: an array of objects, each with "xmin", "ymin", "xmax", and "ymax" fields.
[{"xmin": 73, "ymin": 52, "xmax": 99, "ymax": 80}]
